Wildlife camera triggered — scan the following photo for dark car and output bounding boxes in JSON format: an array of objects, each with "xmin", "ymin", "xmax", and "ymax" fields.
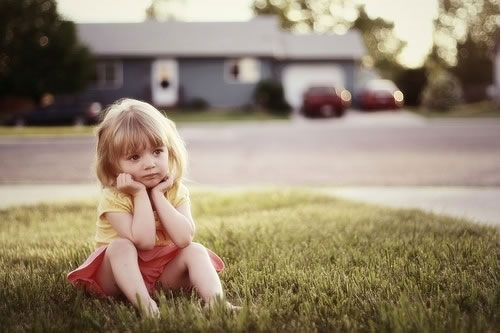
[
  {"xmin": 4, "ymin": 101, "xmax": 102, "ymax": 126},
  {"xmin": 359, "ymin": 79, "xmax": 404, "ymax": 110},
  {"xmin": 302, "ymin": 85, "xmax": 351, "ymax": 118}
]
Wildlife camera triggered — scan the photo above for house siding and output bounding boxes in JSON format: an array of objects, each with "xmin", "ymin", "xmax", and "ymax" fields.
[
  {"xmin": 178, "ymin": 58, "xmax": 274, "ymax": 108},
  {"xmin": 72, "ymin": 20, "xmax": 366, "ymax": 110},
  {"xmin": 79, "ymin": 58, "xmax": 152, "ymax": 107},
  {"xmin": 80, "ymin": 57, "xmax": 275, "ymax": 109},
  {"xmin": 77, "ymin": 57, "xmax": 357, "ymax": 109}
]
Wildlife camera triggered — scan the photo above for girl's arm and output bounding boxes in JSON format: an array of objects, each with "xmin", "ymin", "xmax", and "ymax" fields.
[
  {"xmin": 105, "ymin": 173, "xmax": 157, "ymax": 250},
  {"xmin": 150, "ymin": 181, "xmax": 195, "ymax": 248}
]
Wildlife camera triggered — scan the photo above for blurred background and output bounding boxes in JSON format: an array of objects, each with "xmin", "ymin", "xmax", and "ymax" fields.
[
  {"xmin": 0, "ymin": 0, "xmax": 499, "ymax": 118},
  {"xmin": 0, "ymin": 0, "xmax": 499, "ymax": 223}
]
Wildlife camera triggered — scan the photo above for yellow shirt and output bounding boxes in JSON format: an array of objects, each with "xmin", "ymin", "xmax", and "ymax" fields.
[{"xmin": 94, "ymin": 183, "xmax": 189, "ymax": 249}]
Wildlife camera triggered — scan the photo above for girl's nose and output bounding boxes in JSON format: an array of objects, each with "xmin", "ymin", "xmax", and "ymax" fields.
[{"xmin": 144, "ymin": 154, "xmax": 156, "ymax": 168}]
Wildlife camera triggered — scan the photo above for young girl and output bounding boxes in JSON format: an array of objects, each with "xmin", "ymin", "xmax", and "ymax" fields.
[{"xmin": 67, "ymin": 98, "xmax": 236, "ymax": 316}]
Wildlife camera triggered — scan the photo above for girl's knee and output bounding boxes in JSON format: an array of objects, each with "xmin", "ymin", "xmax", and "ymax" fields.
[{"xmin": 106, "ymin": 238, "xmax": 137, "ymax": 258}]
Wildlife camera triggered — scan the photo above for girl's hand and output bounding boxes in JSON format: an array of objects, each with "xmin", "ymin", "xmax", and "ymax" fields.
[
  {"xmin": 116, "ymin": 173, "xmax": 146, "ymax": 196},
  {"xmin": 151, "ymin": 175, "xmax": 174, "ymax": 195}
]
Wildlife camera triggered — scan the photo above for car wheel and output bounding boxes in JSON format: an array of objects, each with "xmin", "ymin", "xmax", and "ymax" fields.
[
  {"xmin": 320, "ymin": 105, "xmax": 334, "ymax": 117},
  {"xmin": 334, "ymin": 109, "xmax": 344, "ymax": 118}
]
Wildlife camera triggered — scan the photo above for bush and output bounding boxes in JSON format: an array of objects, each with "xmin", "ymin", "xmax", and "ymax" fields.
[
  {"xmin": 253, "ymin": 79, "xmax": 291, "ymax": 115},
  {"xmin": 421, "ymin": 71, "xmax": 463, "ymax": 111},
  {"xmin": 185, "ymin": 97, "xmax": 209, "ymax": 111}
]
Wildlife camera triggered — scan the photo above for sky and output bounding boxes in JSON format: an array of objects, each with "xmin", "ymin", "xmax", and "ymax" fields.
[{"xmin": 56, "ymin": 0, "xmax": 438, "ymax": 68}]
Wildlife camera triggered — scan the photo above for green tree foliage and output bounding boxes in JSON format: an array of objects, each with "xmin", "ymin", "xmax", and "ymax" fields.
[
  {"xmin": 254, "ymin": 79, "xmax": 291, "ymax": 115},
  {"xmin": 252, "ymin": 0, "xmax": 406, "ymax": 79},
  {"xmin": 433, "ymin": 0, "xmax": 499, "ymax": 66},
  {"xmin": 421, "ymin": 70, "xmax": 463, "ymax": 111},
  {"xmin": 146, "ymin": 0, "xmax": 184, "ymax": 21},
  {"xmin": 351, "ymin": 7, "xmax": 406, "ymax": 80},
  {"xmin": 454, "ymin": 32, "xmax": 497, "ymax": 101},
  {"xmin": 0, "ymin": 0, "xmax": 93, "ymax": 101},
  {"xmin": 431, "ymin": 0, "xmax": 499, "ymax": 101},
  {"xmin": 454, "ymin": 33, "xmax": 495, "ymax": 86}
]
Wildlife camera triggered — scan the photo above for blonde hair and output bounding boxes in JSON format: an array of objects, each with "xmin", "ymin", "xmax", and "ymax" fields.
[{"xmin": 95, "ymin": 98, "xmax": 187, "ymax": 189}]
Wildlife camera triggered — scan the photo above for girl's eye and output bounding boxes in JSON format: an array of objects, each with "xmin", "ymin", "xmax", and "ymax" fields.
[
  {"xmin": 154, "ymin": 149, "xmax": 163, "ymax": 155},
  {"xmin": 129, "ymin": 155, "xmax": 140, "ymax": 161}
]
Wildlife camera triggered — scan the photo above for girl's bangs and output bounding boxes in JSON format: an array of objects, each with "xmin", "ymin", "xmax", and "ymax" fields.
[{"xmin": 112, "ymin": 114, "xmax": 166, "ymax": 157}]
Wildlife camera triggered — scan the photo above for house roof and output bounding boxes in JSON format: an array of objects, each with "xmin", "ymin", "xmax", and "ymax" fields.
[
  {"xmin": 280, "ymin": 31, "xmax": 366, "ymax": 59},
  {"xmin": 76, "ymin": 16, "xmax": 366, "ymax": 60}
]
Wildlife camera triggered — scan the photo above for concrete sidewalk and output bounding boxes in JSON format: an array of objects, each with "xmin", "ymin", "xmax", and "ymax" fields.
[
  {"xmin": 323, "ymin": 186, "xmax": 499, "ymax": 226},
  {"xmin": 0, "ymin": 184, "xmax": 498, "ymax": 226}
]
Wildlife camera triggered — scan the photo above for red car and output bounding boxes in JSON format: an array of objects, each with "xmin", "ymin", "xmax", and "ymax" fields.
[
  {"xmin": 359, "ymin": 80, "xmax": 404, "ymax": 110},
  {"xmin": 302, "ymin": 85, "xmax": 351, "ymax": 118}
]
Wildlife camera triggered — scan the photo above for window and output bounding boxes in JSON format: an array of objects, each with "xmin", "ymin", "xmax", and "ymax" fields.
[
  {"xmin": 225, "ymin": 57, "xmax": 260, "ymax": 83},
  {"xmin": 92, "ymin": 60, "xmax": 123, "ymax": 89}
]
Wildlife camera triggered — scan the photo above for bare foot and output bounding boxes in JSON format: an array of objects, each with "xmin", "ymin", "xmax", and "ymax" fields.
[{"xmin": 204, "ymin": 299, "xmax": 241, "ymax": 312}]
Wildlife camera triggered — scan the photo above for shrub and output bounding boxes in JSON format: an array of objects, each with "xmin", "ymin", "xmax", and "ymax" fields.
[
  {"xmin": 421, "ymin": 71, "xmax": 463, "ymax": 111},
  {"xmin": 253, "ymin": 79, "xmax": 291, "ymax": 115},
  {"xmin": 185, "ymin": 97, "xmax": 209, "ymax": 111}
]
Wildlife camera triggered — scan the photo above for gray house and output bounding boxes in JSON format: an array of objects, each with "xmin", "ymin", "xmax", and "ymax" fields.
[{"xmin": 76, "ymin": 16, "xmax": 366, "ymax": 109}]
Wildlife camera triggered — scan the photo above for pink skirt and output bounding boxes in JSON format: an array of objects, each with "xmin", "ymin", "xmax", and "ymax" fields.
[{"xmin": 67, "ymin": 244, "xmax": 224, "ymax": 298}]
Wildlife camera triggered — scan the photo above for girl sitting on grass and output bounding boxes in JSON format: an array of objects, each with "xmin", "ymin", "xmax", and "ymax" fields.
[{"xmin": 67, "ymin": 98, "xmax": 238, "ymax": 317}]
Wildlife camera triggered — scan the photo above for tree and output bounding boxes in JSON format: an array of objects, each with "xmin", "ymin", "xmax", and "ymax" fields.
[
  {"xmin": 146, "ymin": 0, "xmax": 185, "ymax": 21},
  {"xmin": 252, "ymin": 1, "xmax": 406, "ymax": 79},
  {"xmin": 351, "ymin": 7, "xmax": 406, "ymax": 80},
  {"xmin": 430, "ymin": 0, "xmax": 499, "ymax": 101},
  {"xmin": 421, "ymin": 69, "xmax": 462, "ymax": 111},
  {"xmin": 395, "ymin": 67, "xmax": 428, "ymax": 106},
  {"xmin": 0, "ymin": 0, "xmax": 93, "ymax": 102},
  {"xmin": 432, "ymin": 0, "xmax": 499, "ymax": 66},
  {"xmin": 453, "ymin": 31, "xmax": 497, "ymax": 101}
]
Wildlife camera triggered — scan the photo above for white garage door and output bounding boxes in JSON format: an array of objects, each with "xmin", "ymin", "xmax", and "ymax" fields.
[{"xmin": 282, "ymin": 64, "xmax": 345, "ymax": 109}]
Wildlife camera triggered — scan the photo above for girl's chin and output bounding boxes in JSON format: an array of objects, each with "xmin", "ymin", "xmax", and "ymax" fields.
[{"xmin": 142, "ymin": 180, "xmax": 162, "ymax": 189}]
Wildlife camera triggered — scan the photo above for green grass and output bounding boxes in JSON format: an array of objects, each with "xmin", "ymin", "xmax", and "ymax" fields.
[
  {"xmin": 163, "ymin": 109, "xmax": 289, "ymax": 123},
  {"xmin": 0, "ymin": 190, "xmax": 498, "ymax": 332},
  {"xmin": 0, "ymin": 109, "xmax": 289, "ymax": 137},
  {"xmin": 0, "ymin": 125, "xmax": 97, "ymax": 137},
  {"xmin": 409, "ymin": 100, "xmax": 500, "ymax": 118}
]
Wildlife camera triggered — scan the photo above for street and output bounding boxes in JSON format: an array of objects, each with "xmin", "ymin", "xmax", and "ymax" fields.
[{"xmin": 0, "ymin": 111, "xmax": 499, "ymax": 186}]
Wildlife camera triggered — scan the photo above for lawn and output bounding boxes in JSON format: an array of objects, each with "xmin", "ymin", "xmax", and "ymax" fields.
[
  {"xmin": 164, "ymin": 109, "xmax": 289, "ymax": 123},
  {"xmin": 0, "ymin": 190, "xmax": 498, "ymax": 332},
  {"xmin": 0, "ymin": 109, "xmax": 289, "ymax": 137},
  {"xmin": 0, "ymin": 125, "xmax": 96, "ymax": 137},
  {"xmin": 409, "ymin": 100, "xmax": 500, "ymax": 118}
]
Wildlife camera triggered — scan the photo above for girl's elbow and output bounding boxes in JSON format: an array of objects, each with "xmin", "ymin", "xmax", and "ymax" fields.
[
  {"xmin": 135, "ymin": 236, "xmax": 156, "ymax": 250},
  {"xmin": 136, "ymin": 241, "xmax": 155, "ymax": 251},
  {"xmin": 175, "ymin": 235, "xmax": 193, "ymax": 249}
]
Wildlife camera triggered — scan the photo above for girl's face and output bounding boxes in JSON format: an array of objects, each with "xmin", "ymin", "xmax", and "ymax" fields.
[{"xmin": 117, "ymin": 143, "xmax": 170, "ymax": 188}]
